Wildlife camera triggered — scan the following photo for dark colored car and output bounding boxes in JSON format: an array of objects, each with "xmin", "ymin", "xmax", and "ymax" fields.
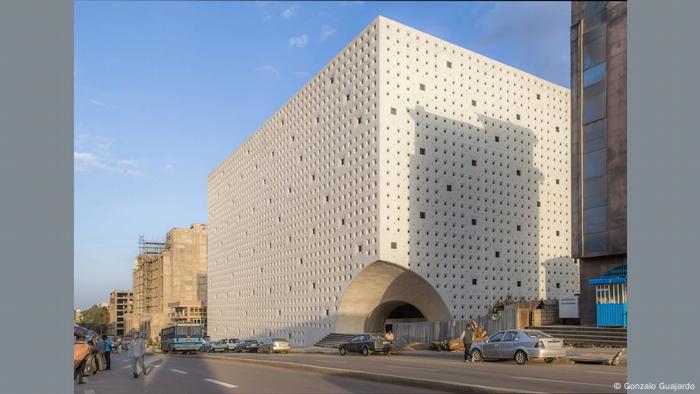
[
  {"xmin": 233, "ymin": 339, "xmax": 259, "ymax": 353},
  {"xmin": 338, "ymin": 335, "xmax": 392, "ymax": 356}
]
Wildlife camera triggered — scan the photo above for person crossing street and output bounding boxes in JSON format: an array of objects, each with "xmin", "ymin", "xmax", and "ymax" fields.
[{"xmin": 128, "ymin": 332, "xmax": 148, "ymax": 378}]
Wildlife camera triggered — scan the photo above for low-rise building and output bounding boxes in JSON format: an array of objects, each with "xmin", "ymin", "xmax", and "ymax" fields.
[{"xmin": 108, "ymin": 290, "xmax": 133, "ymax": 337}]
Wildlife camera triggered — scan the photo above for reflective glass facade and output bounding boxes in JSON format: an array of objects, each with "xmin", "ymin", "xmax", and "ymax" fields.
[{"xmin": 581, "ymin": 1, "xmax": 609, "ymax": 255}]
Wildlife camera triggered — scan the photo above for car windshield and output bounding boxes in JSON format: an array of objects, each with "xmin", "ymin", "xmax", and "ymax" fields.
[
  {"xmin": 524, "ymin": 330, "xmax": 553, "ymax": 339},
  {"xmin": 273, "ymin": 338, "xmax": 287, "ymax": 342}
]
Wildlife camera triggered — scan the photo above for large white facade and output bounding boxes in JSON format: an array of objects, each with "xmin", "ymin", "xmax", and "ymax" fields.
[{"xmin": 208, "ymin": 16, "xmax": 578, "ymax": 346}]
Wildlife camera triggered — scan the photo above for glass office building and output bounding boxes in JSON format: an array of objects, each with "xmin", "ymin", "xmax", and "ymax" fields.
[{"xmin": 571, "ymin": 2, "xmax": 627, "ymax": 326}]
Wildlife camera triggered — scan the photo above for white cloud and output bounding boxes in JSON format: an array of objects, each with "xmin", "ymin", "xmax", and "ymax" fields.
[
  {"xmin": 74, "ymin": 134, "xmax": 144, "ymax": 176},
  {"xmin": 164, "ymin": 164, "xmax": 174, "ymax": 170},
  {"xmin": 282, "ymin": 5, "xmax": 299, "ymax": 19},
  {"xmin": 117, "ymin": 159, "xmax": 138, "ymax": 167},
  {"xmin": 320, "ymin": 25, "xmax": 336, "ymax": 41},
  {"xmin": 89, "ymin": 99, "xmax": 106, "ymax": 107},
  {"xmin": 75, "ymin": 134, "xmax": 112, "ymax": 157},
  {"xmin": 255, "ymin": 65, "xmax": 281, "ymax": 80},
  {"xmin": 288, "ymin": 34, "xmax": 309, "ymax": 48},
  {"xmin": 74, "ymin": 152, "xmax": 107, "ymax": 172}
]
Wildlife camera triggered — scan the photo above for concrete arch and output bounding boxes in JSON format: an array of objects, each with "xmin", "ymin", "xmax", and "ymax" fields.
[{"xmin": 335, "ymin": 260, "xmax": 451, "ymax": 333}]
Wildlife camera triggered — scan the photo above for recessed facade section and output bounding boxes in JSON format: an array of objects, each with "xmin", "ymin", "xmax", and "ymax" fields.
[{"xmin": 208, "ymin": 16, "xmax": 578, "ymax": 346}]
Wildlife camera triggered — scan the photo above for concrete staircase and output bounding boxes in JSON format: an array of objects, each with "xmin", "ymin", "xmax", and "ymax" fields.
[
  {"xmin": 528, "ymin": 325, "xmax": 627, "ymax": 347},
  {"xmin": 314, "ymin": 333, "xmax": 358, "ymax": 348}
]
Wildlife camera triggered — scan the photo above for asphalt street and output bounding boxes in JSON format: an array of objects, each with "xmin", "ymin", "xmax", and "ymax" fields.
[
  {"xmin": 74, "ymin": 351, "xmax": 447, "ymax": 394},
  {"xmin": 199, "ymin": 351, "xmax": 627, "ymax": 393}
]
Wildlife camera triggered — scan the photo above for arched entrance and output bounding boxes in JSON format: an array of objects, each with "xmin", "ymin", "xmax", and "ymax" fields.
[{"xmin": 335, "ymin": 260, "xmax": 451, "ymax": 333}]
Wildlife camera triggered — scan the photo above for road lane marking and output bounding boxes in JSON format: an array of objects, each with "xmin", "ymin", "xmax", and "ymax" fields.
[
  {"xmin": 512, "ymin": 376, "xmax": 612, "ymax": 387},
  {"xmin": 169, "ymin": 368, "xmax": 188, "ymax": 374},
  {"xmin": 204, "ymin": 378, "xmax": 238, "ymax": 388},
  {"xmin": 586, "ymin": 370, "xmax": 627, "ymax": 376},
  {"xmin": 385, "ymin": 365, "xmax": 440, "ymax": 372},
  {"xmin": 121, "ymin": 365, "xmax": 131, "ymax": 369}
]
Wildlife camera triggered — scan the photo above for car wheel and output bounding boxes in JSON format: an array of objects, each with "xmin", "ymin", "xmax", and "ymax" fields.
[
  {"xmin": 362, "ymin": 346, "xmax": 370, "ymax": 357},
  {"xmin": 514, "ymin": 350, "xmax": 528, "ymax": 365},
  {"xmin": 544, "ymin": 357, "xmax": 555, "ymax": 364},
  {"xmin": 470, "ymin": 349, "xmax": 482, "ymax": 362},
  {"xmin": 339, "ymin": 347, "xmax": 347, "ymax": 356}
]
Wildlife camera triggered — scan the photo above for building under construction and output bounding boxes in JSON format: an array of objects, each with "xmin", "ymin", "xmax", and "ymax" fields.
[{"xmin": 124, "ymin": 225, "xmax": 208, "ymax": 339}]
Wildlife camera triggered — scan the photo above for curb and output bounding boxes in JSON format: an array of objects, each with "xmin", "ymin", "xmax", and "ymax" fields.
[{"xmin": 180, "ymin": 354, "xmax": 544, "ymax": 394}]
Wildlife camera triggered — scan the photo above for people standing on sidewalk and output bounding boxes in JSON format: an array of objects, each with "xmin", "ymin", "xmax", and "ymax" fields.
[
  {"xmin": 128, "ymin": 332, "xmax": 148, "ymax": 379},
  {"xmin": 384, "ymin": 330, "xmax": 395, "ymax": 344},
  {"xmin": 95, "ymin": 335, "xmax": 105, "ymax": 370},
  {"xmin": 87, "ymin": 335, "xmax": 99, "ymax": 375},
  {"xmin": 102, "ymin": 334, "xmax": 112, "ymax": 370}
]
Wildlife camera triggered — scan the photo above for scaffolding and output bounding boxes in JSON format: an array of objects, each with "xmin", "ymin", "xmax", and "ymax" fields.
[
  {"xmin": 132, "ymin": 236, "xmax": 165, "ymax": 321},
  {"xmin": 139, "ymin": 235, "xmax": 165, "ymax": 256}
]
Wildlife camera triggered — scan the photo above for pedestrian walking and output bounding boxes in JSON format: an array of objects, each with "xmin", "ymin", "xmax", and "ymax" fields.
[
  {"xmin": 102, "ymin": 334, "xmax": 112, "ymax": 370},
  {"xmin": 460, "ymin": 324, "xmax": 472, "ymax": 363},
  {"xmin": 128, "ymin": 332, "xmax": 148, "ymax": 379}
]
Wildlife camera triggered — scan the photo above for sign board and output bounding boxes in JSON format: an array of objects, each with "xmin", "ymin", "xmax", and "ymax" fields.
[{"xmin": 559, "ymin": 296, "xmax": 579, "ymax": 319}]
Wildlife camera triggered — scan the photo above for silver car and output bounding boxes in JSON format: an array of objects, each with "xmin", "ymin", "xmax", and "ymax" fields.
[
  {"xmin": 258, "ymin": 338, "xmax": 291, "ymax": 354},
  {"xmin": 469, "ymin": 329, "xmax": 566, "ymax": 365},
  {"xmin": 211, "ymin": 338, "xmax": 239, "ymax": 353}
]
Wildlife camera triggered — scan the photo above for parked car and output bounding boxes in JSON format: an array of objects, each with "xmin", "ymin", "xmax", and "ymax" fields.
[
  {"xmin": 469, "ymin": 329, "xmax": 566, "ymax": 365},
  {"xmin": 258, "ymin": 338, "xmax": 291, "ymax": 354},
  {"xmin": 233, "ymin": 339, "xmax": 259, "ymax": 353},
  {"xmin": 338, "ymin": 334, "xmax": 392, "ymax": 356},
  {"xmin": 211, "ymin": 338, "xmax": 239, "ymax": 353}
]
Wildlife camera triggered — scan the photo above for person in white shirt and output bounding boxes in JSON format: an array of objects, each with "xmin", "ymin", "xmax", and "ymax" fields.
[{"xmin": 128, "ymin": 332, "xmax": 147, "ymax": 378}]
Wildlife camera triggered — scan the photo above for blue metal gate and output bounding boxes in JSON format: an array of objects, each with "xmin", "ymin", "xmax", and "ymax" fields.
[{"xmin": 589, "ymin": 265, "xmax": 627, "ymax": 327}]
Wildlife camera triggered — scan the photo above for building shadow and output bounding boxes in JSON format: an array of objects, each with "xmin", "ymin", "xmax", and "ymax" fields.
[{"xmin": 403, "ymin": 107, "xmax": 546, "ymax": 324}]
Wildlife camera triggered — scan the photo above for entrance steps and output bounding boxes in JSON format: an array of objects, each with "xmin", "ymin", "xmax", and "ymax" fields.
[
  {"xmin": 528, "ymin": 325, "xmax": 627, "ymax": 347},
  {"xmin": 314, "ymin": 333, "xmax": 359, "ymax": 348}
]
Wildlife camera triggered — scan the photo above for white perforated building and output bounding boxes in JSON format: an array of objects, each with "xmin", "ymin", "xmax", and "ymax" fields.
[{"xmin": 208, "ymin": 16, "xmax": 578, "ymax": 346}]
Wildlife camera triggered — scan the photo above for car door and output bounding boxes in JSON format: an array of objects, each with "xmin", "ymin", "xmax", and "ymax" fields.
[
  {"xmin": 482, "ymin": 332, "xmax": 505, "ymax": 359},
  {"xmin": 351, "ymin": 336, "xmax": 364, "ymax": 352},
  {"xmin": 499, "ymin": 331, "xmax": 519, "ymax": 359}
]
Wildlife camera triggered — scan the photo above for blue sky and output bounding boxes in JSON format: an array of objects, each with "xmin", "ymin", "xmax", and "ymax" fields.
[{"xmin": 74, "ymin": 1, "xmax": 571, "ymax": 309}]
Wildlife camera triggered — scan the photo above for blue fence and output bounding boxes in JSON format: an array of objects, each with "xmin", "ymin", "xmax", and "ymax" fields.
[{"xmin": 596, "ymin": 303, "xmax": 627, "ymax": 327}]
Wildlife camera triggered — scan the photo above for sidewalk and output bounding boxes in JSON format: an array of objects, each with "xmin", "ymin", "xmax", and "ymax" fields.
[{"xmin": 291, "ymin": 345, "xmax": 627, "ymax": 366}]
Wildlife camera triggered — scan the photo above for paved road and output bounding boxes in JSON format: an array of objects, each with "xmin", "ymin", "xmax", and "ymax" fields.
[
  {"xmin": 200, "ymin": 351, "xmax": 627, "ymax": 393},
  {"xmin": 75, "ymin": 352, "xmax": 446, "ymax": 394}
]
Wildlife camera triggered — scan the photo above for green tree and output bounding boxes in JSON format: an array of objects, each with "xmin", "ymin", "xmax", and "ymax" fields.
[{"xmin": 79, "ymin": 304, "xmax": 110, "ymax": 334}]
